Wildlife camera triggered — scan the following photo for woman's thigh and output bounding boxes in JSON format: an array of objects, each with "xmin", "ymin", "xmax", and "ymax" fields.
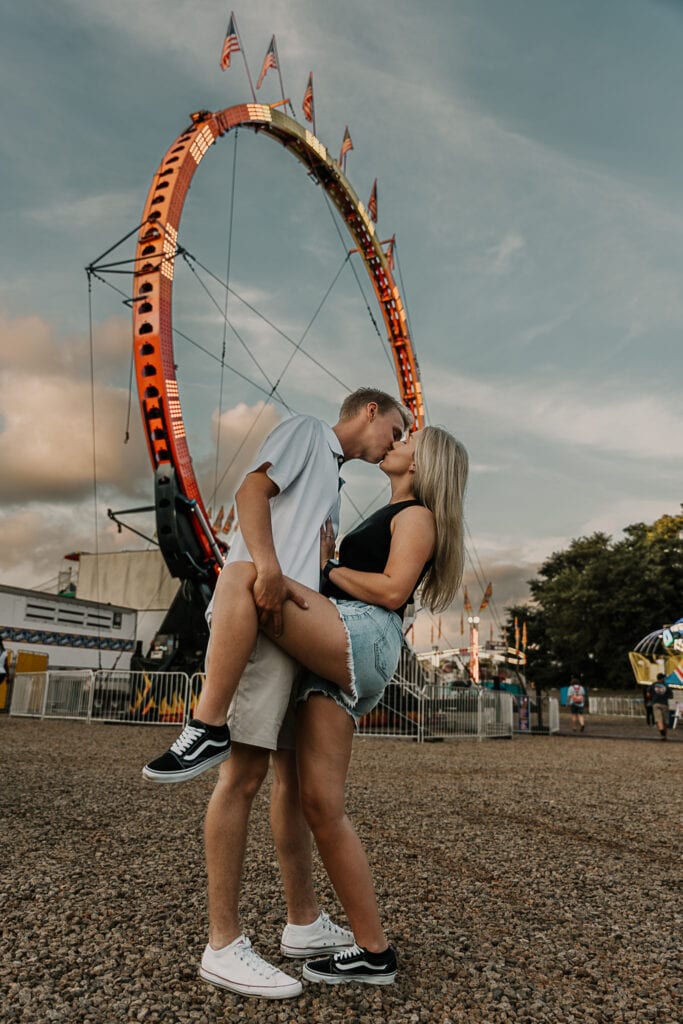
[
  {"xmin": 264, "ymin": 584, "xmax": 354, "ymax": 689},
  {"xmin": 212, "ymin": 561, "xmax": 352, "ymax": 689}
]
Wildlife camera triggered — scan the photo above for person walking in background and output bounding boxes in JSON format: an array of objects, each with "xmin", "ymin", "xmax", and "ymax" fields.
[
  {"xmin": 567, "ymin": 677, "xmax": 587, "ymax": 732},
  {"xmin": 647, "ymin": 673, "xmax": 673, "ymax": 740},
  {"xmin": 643, "ymin": 683, "xmax": 654, "ymax": 726},
  {"xmin": 0, "ymin": 639, "xmax": 8, "ymax": 713},
  {"xmin": 0, "ymin": 639, "xmax": 7, "ymax": 687}
]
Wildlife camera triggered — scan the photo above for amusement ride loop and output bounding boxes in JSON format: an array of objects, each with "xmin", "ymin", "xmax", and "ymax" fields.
[{"xmin": 130, "ymin": 102, "xmax": 425, "ymax": 589}]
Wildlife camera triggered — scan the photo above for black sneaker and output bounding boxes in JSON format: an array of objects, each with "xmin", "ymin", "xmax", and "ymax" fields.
[
  {"xmin": 142, "ymin": 719, "xmax": 231, "ymax": 783},
  {"xmin": 302, "ymin": 943, "xmax": 397, "ymax": 986}
]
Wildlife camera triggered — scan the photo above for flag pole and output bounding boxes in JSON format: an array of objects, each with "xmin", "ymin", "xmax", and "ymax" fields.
[
  {"xmin": 272, "ymin": 36, "xmax": 295, "ymax": 118},
  {"xmin": 304, "ymin": 72, "xmax": 316, "ymax": 136},
  {"xmin": 231, "ymin": 12, "xmax": 257, "ymax": 102}
]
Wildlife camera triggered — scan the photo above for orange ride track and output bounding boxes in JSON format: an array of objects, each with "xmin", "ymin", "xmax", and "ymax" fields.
[{"xmin": 132, "ymin": 103, "xmax": 425, "ymax": 579}]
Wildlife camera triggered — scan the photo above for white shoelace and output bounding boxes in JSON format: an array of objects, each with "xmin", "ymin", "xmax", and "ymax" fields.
[
  {"xmin": 170, "ymin": 723, "xmax": 204, "ymax": 755},
  {"xmin": 334, "ymin": 943, "xmax": 363, "ymax": 962},
  {"xmin": 236, "ymin": 938, "xmax": 280, "ymax": 978},
  {"xmin": 319, "ymin": 912, "xmax": 349, "ymax": 936}
]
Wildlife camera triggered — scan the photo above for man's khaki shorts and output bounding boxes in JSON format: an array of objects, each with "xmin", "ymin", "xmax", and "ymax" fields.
[
  {"xmin": 213, "ymin": 632, "xmax": 299, "ymax": 751},
  {"xmin": 652, "ymin": 703, "xmax": 670, "ymax": 727}
]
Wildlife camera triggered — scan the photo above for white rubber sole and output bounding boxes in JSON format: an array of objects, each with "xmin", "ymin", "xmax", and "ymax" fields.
[
  {"xmin": 281, "ymin": 942, "xmax": 355, "ymax": 959},
  {"xmin": 199, "ymin": 965, "xmax": 302, "ymax": 999},
  {"xmin": 141, "ymin": 748, "xmax": 230, "ymax": 783},
  {"xmin": 302, "ymin": 963, "xmax": 396, "ymax": 985}
]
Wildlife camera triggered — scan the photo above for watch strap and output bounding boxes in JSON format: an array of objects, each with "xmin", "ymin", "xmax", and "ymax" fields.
[{"xmin": 322, "ymin": 559, "xmax": 340, "ymax": 581}]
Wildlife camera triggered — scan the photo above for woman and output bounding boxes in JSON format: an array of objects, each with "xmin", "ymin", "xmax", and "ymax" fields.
[{"xmin": 147, "ymin": 425, "xmax": 467, "ymax": 984}]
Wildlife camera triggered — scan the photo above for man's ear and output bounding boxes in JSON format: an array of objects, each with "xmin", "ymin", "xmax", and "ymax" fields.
[{"xmin": 367, "ymin": 402, "xmax": 378, "ymax": 421}]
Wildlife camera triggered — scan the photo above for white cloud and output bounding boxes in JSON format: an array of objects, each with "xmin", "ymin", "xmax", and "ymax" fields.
[
  {"xmin": 0, "ymin": 503, "xmax": 152, "ymax": 588},
  {"xmin": 581, "ymin": 498, "xmax": 683, "ymax": 538},
  {"xmin": 196, "ymin": 400, "xmax": 282, "ymax": 508},
  {"xmin": 430, "ymin": 368, "xmax": 682, "ymax": 462},
  {"xmin": 485, "ymin": 232, "xmax": 526, "ymax": 274},
  {"xmin": 0, "ymin": 314, "xmax": 148, "ymax": 503},
  {"xmin": 27, "ymin": 191, "xmax": 139, "ymax": 231}
]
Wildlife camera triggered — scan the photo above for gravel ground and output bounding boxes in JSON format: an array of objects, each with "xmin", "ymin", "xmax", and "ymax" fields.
[{"xmin": 1, "ymin": 715, "xmax": 681, "ymax": 1024}]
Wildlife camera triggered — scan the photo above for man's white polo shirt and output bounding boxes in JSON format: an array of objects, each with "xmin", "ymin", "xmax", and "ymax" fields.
[{"xmin": 224, "ymin": 414, "xmax": 343, "ymax": 591}]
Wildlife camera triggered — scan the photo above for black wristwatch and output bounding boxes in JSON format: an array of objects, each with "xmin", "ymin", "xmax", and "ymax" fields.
[{"xmin": 322, "ymin": 559, "xmax": 340, "ymax": 581}]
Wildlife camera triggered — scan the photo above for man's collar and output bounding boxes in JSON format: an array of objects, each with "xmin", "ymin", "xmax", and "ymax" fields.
[{"xmin": 323, "ymin": 422, "xmax": 344, "ymax": 462}]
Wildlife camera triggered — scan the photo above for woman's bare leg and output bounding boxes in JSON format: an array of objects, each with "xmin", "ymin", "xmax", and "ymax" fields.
[
  {"xmin": 296, "ymin": 695, "xmax": 387, "ymax": 952},
  {"xmin": 196, "ymin": 561, "xmax": 355, "ymax": 726}
]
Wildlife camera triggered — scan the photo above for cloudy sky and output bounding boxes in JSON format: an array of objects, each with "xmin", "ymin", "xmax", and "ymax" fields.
[{"xmin": 2, "ymin": 0, "xmax": 682, "ymax": 650}]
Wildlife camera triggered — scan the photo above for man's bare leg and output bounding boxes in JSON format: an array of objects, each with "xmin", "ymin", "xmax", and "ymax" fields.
[
  {"xmin": 205, "ymin": 741, "xmax": 352, "ymax": 964},
  {"xmin": 201, "ymin": 743, "xmax": 303, "ymax": 999},
  {"xmin": 205, "ymin": 744, "xmax": 269, "ymax": 949}
]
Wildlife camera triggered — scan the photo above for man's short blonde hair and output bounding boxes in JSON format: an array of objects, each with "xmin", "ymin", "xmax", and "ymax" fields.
[{"xmin": 338, "ymin": 388, "xmax": 412, "ymax": 430}]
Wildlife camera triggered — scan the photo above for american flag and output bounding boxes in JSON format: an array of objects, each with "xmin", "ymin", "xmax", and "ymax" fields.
[
  {"xmin": 339, "ymin": 126, "xmax": 353, "ymax": 167},
  {"xmin": 368, "ymin": 179, "xmax": 378, "ymax": 222},
  {"xmin": 256, "ymin": 36, "xmax": 278, "ymax": 89},
  {"xmin": 220, "ymin": 15, "xmax": 240, "ymax": 71},
  {"xmin": 302, "ymin": 72, "xmax": 314, "ymax": 123}
]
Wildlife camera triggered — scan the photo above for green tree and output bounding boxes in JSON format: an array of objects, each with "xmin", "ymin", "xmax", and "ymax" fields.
[
  {"xmin": 504, "ymin": 603, "xmax": 555, "ymax": 689},
  {"xmin": 506, "ymin": 512, "xmax": 683, "ymax": 690}
]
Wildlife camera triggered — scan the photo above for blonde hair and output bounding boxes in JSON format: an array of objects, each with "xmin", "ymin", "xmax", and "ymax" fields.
[{"xmin": 412, "ymin": 426, "xmax": 468, "ymax": 613}]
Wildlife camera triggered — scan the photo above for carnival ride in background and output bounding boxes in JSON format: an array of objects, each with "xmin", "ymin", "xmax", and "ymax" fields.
[
  {"xmin": 130, "ymin": 102, "xmax": 424, "ymax": 593},
  {"xmin": 87, "ymin": 32, "xmax": 429, "ymax": 677},
  {"xmin": 629, "ymin": 617, "xmax": 683, "ymax": 689}
]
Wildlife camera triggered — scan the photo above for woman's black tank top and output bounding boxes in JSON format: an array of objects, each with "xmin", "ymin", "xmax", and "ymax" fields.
[{"xmin": 323, "ymin": 499, "xmax": 430, "ymax": 619}]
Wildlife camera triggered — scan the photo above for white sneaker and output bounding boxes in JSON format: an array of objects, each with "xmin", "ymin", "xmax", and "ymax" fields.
[
  {"xmin": 199, "ymin": 935, "xmax": 302, "ymax": 999},
  {"xmin": 280, "ymin": 912, "xmax": 355, "ymax": 958}
]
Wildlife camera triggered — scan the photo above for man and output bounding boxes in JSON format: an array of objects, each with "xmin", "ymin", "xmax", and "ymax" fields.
[
  {"xmin": 145, "ymin": 388, "xmax": 410, "ymax": 998},
  {"xmin": 647, "ymin": 673, "xmax": 673, "ymax": 740},
  {"xmin": 643, "ymin": 683, "xmax": 654, "ymax": 726},
  {"xmin": 566, "ymin": 677, "xmax": 587, "ymax": 733}
]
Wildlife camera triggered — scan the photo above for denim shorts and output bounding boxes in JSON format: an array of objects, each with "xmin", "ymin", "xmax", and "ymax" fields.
[{"xmin": 296, "ymin": 599, "xmax": 403, "ymax": 724}]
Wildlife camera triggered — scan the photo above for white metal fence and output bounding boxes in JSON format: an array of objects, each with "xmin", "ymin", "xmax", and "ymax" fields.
[
  {"xmin": 9, "ymin": 670, "xmax": 197, "ymax": 724},
  {"xmin": 353, "ymin": 684, "xmax": 514, "ymax": 741},
  {"xmin": 9, "ymin": 671, "xmax": 94, "ymax": 719},
  {"xmin": 10, "ymin": 666, "xmax": 516, "ymax": 741},
  {"xmin": 91, "ymin": 670, "xmax": 195, "ymax": 724},
  {"xmin": 355, "ymin": 649, "xmax": 515, "ymax": 740},
  {"xmin": 588, "ymin": 696, "xmax": 644, "ymax": 718}
]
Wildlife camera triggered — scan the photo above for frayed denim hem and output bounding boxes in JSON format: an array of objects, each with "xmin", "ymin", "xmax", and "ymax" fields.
[
  {"xmin": 296, "ymin": 682, "xmax": 360, "ymax": 724},
  {"xmin": 295, "ymin": 598, "xmax": 402, "ymax": 725},
  {"xmin": 328, "ymin": 597, "xmax": 358, "ymax": 707}
]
